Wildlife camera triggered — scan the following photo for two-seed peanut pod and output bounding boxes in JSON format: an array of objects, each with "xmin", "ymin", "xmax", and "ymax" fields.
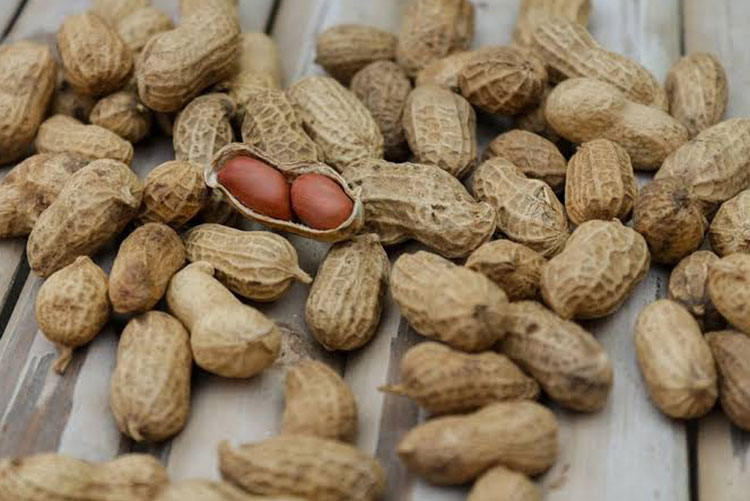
[
  {"xmin": 166, "ymin": 261, "xmax": 280, "ymax": 378},
  {"xmin": 668, "ymin": 251, "xmax": 724, "ymax": 331},
  {"xmin": 634, "ymin": 299, "xmax": 718, "ymax": 419},
  {"xmin": 35, "ymin": 115, "xmax": 134, "ymax": 165},
  {"xmin": 707, "ymin": 253, "xmax": 750, "ymax": 335},
  {"xmin": 139, "ymin": 160, "xmax": 208, "ymax": 229},
  {"xmin": 415, "ymin": 48, "xmax": 493, "ymax": 91},
  {"xmin": 468, "ymin": 465, "xmax": 541, "ymax": 501},
  {"xmin": 89, "ymin": 90, "xmax": 152, "ymax": 143},
  {"xmin": 513, "ymin": 0, "xmax": 591, "ymax": 47},
  {"xmin": 709, "ymin": 190, "xmax": 750, "ymax": 256},
  {"xmin": 316, "ymin": 24, "xmax": 398, "ymax": 84},
  {"xmin": 466, "ymin": 240, "xmax": 546, "ymax": 301},
  {"xmin": 706, "ymin": 330, "xmax": 750, "ymax": 431},
  {"xmin": 155, "ymin": 480, "xmax": 306, "ymax": 501}
]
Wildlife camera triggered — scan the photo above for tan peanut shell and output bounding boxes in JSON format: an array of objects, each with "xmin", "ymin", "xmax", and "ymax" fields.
[
  {"xmin": 0, "ymin": 453, "xmax": 167, "ymax": 501},
  {"xmin": 184, "ymin": 223, "xmax": 311, "ymax": 302},
  {"xmin": 139, "ymin": 160, "xmax": 208, "ymax": 228},
  {"xmin": 57, "ymin": 12, "xmax": 133, "ymax": 97},
  {"xmin": 468, "ymin": 465, "xmax": 541, "ymax": 501},
  {"xmin": 155, "ymin": 480, "xmax": 305, "ymax": 501},
  {"xmin": 634, "ymin": 299, "xmax": 718, "ymax": 419},
  {"xmin": 0, "ymin": 41, "xmax": 57, "ymax": 164},
  {"xmin": 532, "ymin": 20, "xmax": 666, "ymax": 109},
  {"xmin": 415, "ymin": 48, "xmax": 492, "ymax": 90},
  {"xmin": 217, "ymin": 70, "xmax": 274, "ymax": 125},
  {"xmin": 669, "ymin": 251, "xmax": 724, "ymax": 331},
  {"xmin": 391, "ymin": 251, "xmax": 508, "ymax": 352},
  {"xmin": 458, "ymin": 46, "xmax": 547, "ymax": 115},
  {"xmin": 398, "ymin": 401, "xmax": 558, "ymax": 484},
  {"xmin": 545, "ymin": 78, "xmax": 687, "ymax": 170},
  {"xmin": 90, "ymin": 90, "xmax": 152, "ymax": 143},
  {"xmin": 110, "ymin": 311, "xmax": 192, "ymax": 442},
  {"xmin": 706, "ymin": 330, "xmax": 750, "ymax": 431},
  {"xmin": 50, "ymin": 79, "xmax": 97, "ymax": 123},
  {"xmin": 35, "ymin": 115, "xmax": 133, "ymax": 165},
  {"xmin": 166, "ymin": 261, "xmax": 281, "ymax": 378},
  {"xmin": 235, "ymin": 32, "xmax": 282, "ymax": 88},
  {"xmin": 219, "ymin": 436, "xmax": 385, "ymax": 501},
  {"xmin": 633, "ymin": 177, "xmax": 706, "ymax": 264},
  {"xmin": 109, "ymin": 223, "xmax": 186, "ymax": 314},
  {"xmin": 403, "ymin": 84, "xmax": 477, "ymax": 178},
  {"xmin": 472, "ymin": 157, "xmax": 569, "ymax": 258},
  {"xmin": 709, "ymin": 190, "xmax": 750, "ymax": 256},
  {"xmin": 466, "ymin": 239, "xmax": 546, "ymax": 301},
  {"xmin": 35, "ymin": 256, "xmax": 110, "ymax": 374},
  {"xmin": 0, "ymin": 153, "xmax": 86, "ymax": 237},
  {"xmin": 305, "ymin": 234, "xmax": 389, "ymax": 350},
  {"xmin": 707, "ymin": 253, "xmax": 750, "ymax": 335},
  {"xmin": 342, "ymin": 158, "xmax": 496, "ymax": 257},
  {"xmin": 396, "ymin": 0, "xmax": 475, "ymax": 77},
  {"xmin": 513, "ymin": 0, "xmax": 591, "ymax": 46},
  {"xmin": 137, "ymin": 7, "xmax": 239, "ymax": 111},
  {"xmin": 179, "ymin": 0, "xmax": 238, "ymax": 19},
  {"xmin": 485, "ymin": 129, "xmax": 567, "ymax": 193},
  {"xmin": 174, "ymin": 93, "xmax": 235, "ymax": 166},
  {"xmin": 500, "ymin": 300, "xmax": 613, "ymax": 411},
  {"xmin": 287, "ymin": 75, "xmax": 384, "ymax": 171},
  {"xmin": 350, "ymin": 60, "xmax": 412, "ymax": 161},
  {"xmin": 541, "ymin": 219, "xmax": 649, "ymax": 319},
  {"xmin": 655, "ymin": 118, "xmax": 750, "ymax": 211},
  {"xmin": 382, "ymin": 342, "xmax": 539, "ymax": 414},
  {"xmin": 282, "ymin": 360, "xmax": 358, "ymax": 442},
  {"xmin": 565, "ymin": 139, "xmax": 637, "ymax": 225},
  {"xmin": 515, "ymin": 85, "xmax": 564, "ymax": 145},
  {"xmin": 27, "ymin": 159, "xmax": 142, "ymax": 278},
  {"xmin": 666, "ymin": 53, "xmax": 727, "ymax": 138},
  {"xmin": 316, "ymin": 24, "xmax": 397, "ymax": 84},
  {"xmin": 117, "ymin": 7, "xmax": 174, "ymax": 54},
  {"xmin": 91, "ymin": 0, "xmax": 150, "ymax": 25}
]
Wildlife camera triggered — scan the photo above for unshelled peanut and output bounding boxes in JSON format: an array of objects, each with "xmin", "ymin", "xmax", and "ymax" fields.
[
  {"xmin": 90, "ymin": 90, "xmax": 152, "ymax": 143},
  {"xmin": 316, "ymin": 24, "xmax": 397, "ymax": 84},
  {"xmin": 709, "ymin": 189, "xmax": 750, "ymax": 256},
  {"xmin": 139, "ymin": 160, "xmax": 208, "ymax": 228},
  {"xmin": 117, "ymin": 7, "xmax": 174, "ymax": 55},
  {"xmin": 707, "ymin": 253, "xmax": 750, "ymax": 335},
  {"xmin": 513, "ymin": 0, "xmax": 591, "ymax": 46},
  {"xmin": 468, "ymin": 465, "xmax": 541, "ymax": 501},
  {"xmin": 466, "ymin": 239, "xmax": 546, "ymax": 301},
  {"xmin": 35, "ymin": 115, "xmax": 134, "ymax": 165},
  {"xmin": 91, "ymin": 0, "xmax": 149, "ymax": 25},
  {"xmin": 668, "ymin": 251, "xmax": 724, "ymax": 331},
  {"xmin": 155, "ymin": 480, "xmax": 305, "ymax": 501},
  {"xmin": 706, "ymin": 330, "xmax": 750, "ymax": 431}
]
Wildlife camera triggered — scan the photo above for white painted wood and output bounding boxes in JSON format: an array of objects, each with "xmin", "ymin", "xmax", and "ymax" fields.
[{"xmin": 0, "ymin": 1, "xmax": 22, "ymax": 38}]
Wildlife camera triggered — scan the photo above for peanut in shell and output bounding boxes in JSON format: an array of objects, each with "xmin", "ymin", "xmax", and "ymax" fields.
[
  {"xmin": 513, "ymin": 0, "xmax": 591, "ymax": 46},
  {"xmin": 468, "ymin": 465, "xmax": 541, "ymax": 501},
  {"xmin": 709, "ymin": 189, "xmax": 750, "ymax": 256},
  {"xmin": 707, "ymin": 253, "xmax": 750, "ymax": 335},
  {"xmin": 466, "ymin": 239, "xmax": 546, "ymax": 301},
  {"xmin": 706, "ymin": 330, "xmax": 750, "ymax": 431},
  {"xmin": 89, "ymin": 90, "xmax": 152, "ymax": 143},
  {"xmin": 155, "ymin": 480, "xmax": 305, "ymax": 501},
  {"xmin": 316, "ymin": 24, "xmax": 397, "ymax": 84},
  {"xmin": 116, "ymin": 7, "xmax": 174, "ymax": 55},
  {"xmin": 139, "ymin": 160, "xmax": 208, "ymax": 229},
  {"xmin": 668, "ymin": 250, "xmax": 724, "ymax": 331},
  {"xmin": 35, "ymin": 115, "xmax": 134, "ymax": 165}
]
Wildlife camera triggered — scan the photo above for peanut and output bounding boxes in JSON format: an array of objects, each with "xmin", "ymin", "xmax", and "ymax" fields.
[
  {"xmin": 216, "ymin": 155, "xmax": 292, "ymax": 221},
  {"xmin": 139, "ymin": 160, "xmax": 208, "ymax": 229},
  {"xmin": 183, "ymin": 223, "xmax": 311, "ymax": 302},
  {"xmin": 468, "ymin": 465, "xmax": 541, "ymax": 501},
  {"xmin": 669, "ymin": 251, "xmax": 724, "ymax": 332},
  {"xmin": 709, "ymin": 189, "xmax": 750, "ymax": 256},
  {"xmin": 305, "ymin": 234, "xmax": 389, "ymax": 351},
  {"xmin": 0, "ymin": 42, "xmax": 57, "ymax": 164},
  {"xmin": 110, "ymin": 311, "xmax": 192, "ymax": 442},
  {"xmin": 403, "ymin": 84, "xmax": 477, "ymax": 178},
  {"xmin": 219, "ymin": 436, "xmax": 385, "ymax": 501},
  {"xmin": 541, "ymin": 219, "xmax": 649, "ymax": 319},
  {"xmin": 565, "ymin": 139, "xmax": 637, "ymax": 225},
  {"xmin": 707, "ymin": 253, "xmax": 750, "ymax": 335},
  {"xmin": 292, "ymin": 173, "xmax": 355, "ymax": 230},
  {"xmin": 50, "ymin": 79, "xmax": 96, "ymax": 123},
  {"xmin": 166, "ymin": 261, "xmax": 281, "ymax": 378},
  {"xmin": 545, "ymin": 77, "xmax": 687, "ymax": 170},
  {"xmin": 90, "ymin": 90, "xmax": 152, "ymax": 143},
  {"xmin": 27, "ymin": 159, "xmax": 142, "ymax": 278},
  {"xmin": 397, "ymin": 401, "xmax": 558, "ymax": 484},
  {"xmin": 35, "ymin": 115, "xmax": 134, "ymax": 164},
  {"xmin": 515, "ymin": 85, "xmax": 564, "ymax": 145},
  {"xmin": 513, "ymin": 0, "xmax": 591, "ymax": 46},
  {"xmin": 342, "ymin": 158, "xmax": 496, "ymax": 257},
  {"xmin": 466, "ymin": 239, "xmax": 546, "ymax": 301},
  {"xmin": 381, "ymin": 342, "xmax": 539, "ymax": 414},
  {"xmin": 472, "ymin": 157, "xmax": 569, "ymax": 258},
  {"xmin": 91, "ymin": 0, "xmax": 149, "ymax": 25},
  {"xmin": 234, "ymin": 32, "xmax": 282, "ymax": 88},
  {"xmin": 179, "ymin": 0, "xmax": 238, "ymax": 19},
  {"xmin": 116, "ymin": 7, "xmax": 174, "ymax": 55},
  {"xmin": 706, "ymin": 330, "xmax": 750, "ymax": 431},
  {"xmin": 415, "ymin": 48, "xmax": 492, "ymax": 90},
  {"xmin": 35, "ymin": 256, "xmax": 110, "ymax": 374},
  {"xmin": 635, "ymin": 299, "xmax": 718, "ymax": 419},
  {"xmin": 316, "ymin": 24, "xmax": 398, "ymax": 84},
  {"xmin": 391, "ymin": 251, "xmax": 508, "ymax": 352},
  {"xmin": 155, "ymin": 480, "xmax": 305, "ymax": 501}
]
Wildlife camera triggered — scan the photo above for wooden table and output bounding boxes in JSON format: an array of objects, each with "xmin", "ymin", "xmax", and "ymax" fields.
[{"xmin": 0, "ymin": 1, "xmax": 748, "ymax": 500}]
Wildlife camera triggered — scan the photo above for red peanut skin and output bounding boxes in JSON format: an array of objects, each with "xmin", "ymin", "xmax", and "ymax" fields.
[
  {"xmin": 217, "ymin": 156, "xmax": 292, "ymax": 220},
  {"xmin": 291, "ymin": 173, "xmax": 353, "ymax": 230}
]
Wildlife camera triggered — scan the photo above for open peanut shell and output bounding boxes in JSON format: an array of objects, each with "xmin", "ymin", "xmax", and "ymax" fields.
[{"xmin": 206, "ymin": 143, "xmax": 365, "ymax": 242}]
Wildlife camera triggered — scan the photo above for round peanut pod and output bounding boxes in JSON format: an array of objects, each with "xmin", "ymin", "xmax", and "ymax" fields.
[
  {"xmin": 541, "ymin": 219, "xmax": 649, "ymax": 319},
  {"xmin": 50, "ymin": 79, "xmax": 97, "ymax": 123},
  {"xmin": 707, "ymin": 253, "xmax": 750, "ymax": 335},
  {"xmin": 343, "ymin": 158, "xmax": 496, "ymax": 258},
  {"xmin": 0, "ymin": 153, "xmax": 87, "ymax": 238},
  {"xmin": 139, "ymin": 160, "xmax": 208, "ymax": 229},
  {"xmin": 35, "ymin": 115, "xmax": 134, "ymax": 165},
  {"xmin": 391, "ymin": 251, "xmax": 508, "ymax": 352},
  {"xmin": 183, "ymin": 223, "xmax": 311, "ymax": 302},
  {"xmin": 57, "ymin": 12, "xmax": 133, "ymax": 97},
  {"xmin": 235, "ymin": 32, "xmax": 282, "ymax": 87},
  {"xmin": 633, "ymin": 177, "xmax": 706, "ymax": 264},
  {"xmin": 0, "ymin": 41, "xmax": 57, "ymax": 164},
  {"xmin": 706, "ymin": 330, "xmax": 750, "ymax": 431},
  {"xmin": 468, "ymin": 465, "xmax": 541, "ymax": 501},
  {"xmin": 565, "ymin": 139, "xmax": 637, "ymax": 225},
  {"xmin": 666, "ymin": 52, "xmax": 728, "ymax": 138},
  {"xmin": 415, "ymin": 48, "xmax": 492, "ymax": 91},
  {"xmin": 397, "ymin": 401, "xmax": 558, "ymax": 484},
  {"xmin": 472, "ymin": 157, "xmax": 569, "ymax": 258},
  {"xmin": 282, "ymin": 360, "xmax": 357, "ymax": 442},
  {"xmin": 316, "ymin": 24, "xmax": 397, "ymax": 84},
  {"xmin": 117, "ymin": 7, "xmax": 174, "ymax": 55},
  {"xmin": 396, "ymin": 0, "xmax": 475, "ymax": 77},
  {"xmin": 206, "ymin": 143, "xmax": 365, "ymax": 242},
  {"xmin": 287, "ymin": 75, "xmax": 384, "ymax": 171},
  {"xmin": 466, "ymin": 239, "xmax": 546, "ymax": 301},
  {"xmin": 634, "ymin": 299, "xmax": 718, "ymax": 419},
  {"xmin": 512, "ymin": 0, "xmax": 591, "ymax": 47},
  {"xmin": 484, "ymin": 129, "xmax": 567, "ymax": 193},
  {"xmin": 109, "ymin": 223, "xmax": 186, "ymax": 314},
  {"xmin": 668, "ymin": 251, "xmax": 724, "ymax": 332},
  {"xmin": 381, "ymin": 342, "xmax": 539, "ymax": 415},
  {"xmin": 27, "ymin": 159, "xmax": 142, "ymax": 278},
  {"xmin": 91, "ymin": 0, "xmax": 150, "ymax": 25},
  {"xmin": 0, "ymin": 453, "xmax": 168, "ymax": 500},
  {"xmin": 403, "ymin": 84, "xmax": 477, "ymax": 178},
  {"xmin": 90, "ymin": 90, "xmax": 152, "ymax": 143},
  {"xmin": 709, "ymin": 189, "xmax": 750, "ymax": 256},
  {"xmin": 219, "ymin": 436, "xmax": 385, "ymax": 501},
  {"xmin": 155, "ymin": 480, "xmax": 306, "ymax": 501},
  {"xmin": 110, "ymin": 311, "xmax": 192, "ymax": 442},
  {"xmin": 166, "ymin": 261, "xmax": 281, "ymax": 378},
  {"xmin": 35, "ymin": 256, "xmax": 110, "ymax": 374},
  {"xmin": 305, "ymin": 234, "xmax": 389, "ymax": 351},
  {"xmin": 500, "ymin": 300, "xmax": 613, "ymax": 411}
]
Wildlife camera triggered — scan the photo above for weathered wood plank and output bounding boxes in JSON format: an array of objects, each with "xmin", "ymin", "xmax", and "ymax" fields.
[{"xmin": 0, "ymin": 1, "xmax": 22, "ymax": 39}]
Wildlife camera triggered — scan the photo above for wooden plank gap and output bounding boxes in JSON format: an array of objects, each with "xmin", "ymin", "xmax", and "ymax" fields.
[
  {"xmin": 0, "ymin": 253, "xmax": 29, "ymax": 341},
  {"xmin": 263, "ymin": 0, "xmax": 284, "ymax": 34},
  {"xmin": 0, "ymin": 0, "xmax": 27, "ymax": 41}
]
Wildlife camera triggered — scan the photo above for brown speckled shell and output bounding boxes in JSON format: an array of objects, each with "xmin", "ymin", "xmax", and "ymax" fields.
[
  {"xmin": 155, "ymin": 480, "xmax": 305, "ymax": 501},
  {"xmin": 174, "ymin": 93, "xmax": 235, "ymax": 166},
  {"xmin": 466, "ymin": 239, "xmax": 546, "ymax": 300},
  {"xmin": 116, "ymin": 7, "xmax": 174, "ymax": 54},
  {"xmin": 415, "ymin": 48, "xmax": 492, "ymax": 90},
  {"xmin": 485, "ymin": 129, "xmax": 567, "ymax": 192},
  {"xmin": 668, "ymin": 251, "xmax": 724, "ymax": 331},
  {"xmin": 708, "ymin": 253, "xmax": 750, "ymax": 335},
  {"xmin": 316, "ymin": 24, "xmax": 397, "ymax": 84},
  {"xmin": 90, "ymin": 90, "xmax": 152, "ymax": 143},
  {"xmin": 709, "ymin": 189, "xmax": 750, "ymax": 256},
  {"xmin": 179, "ymin": 0, "xmax": 238, "ymax": 19},
  {"xmin": 139, "ymin": 160, "xmax": 208, "ymax": 229},
  {"xmin": 469, "ymin": 466, "xmax": 541, "ymax": 501},
  {"xmin": 706, "ymin": 330, "xmax": 750, "ymax": 431},
  {"xmin": 35, "ymin": 115, "xmax": 134, "ymax": 165},
  {"xmin": 513, "ymin": 0, "xmax": 591, "ymax": 46}
]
